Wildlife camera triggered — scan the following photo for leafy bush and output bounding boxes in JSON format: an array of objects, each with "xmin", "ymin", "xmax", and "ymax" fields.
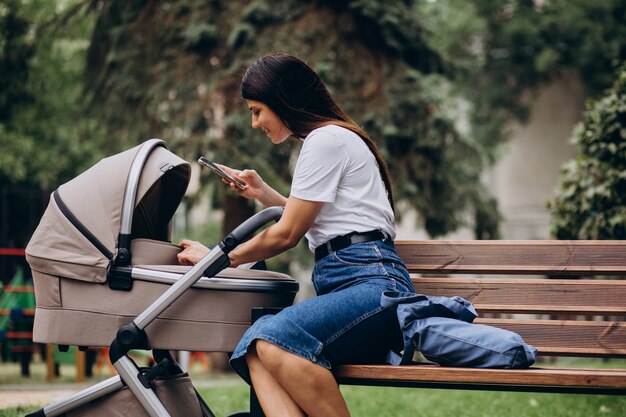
[{"xmin": 549, "ymin": 64, "xmax": 626, "ymax": 239}]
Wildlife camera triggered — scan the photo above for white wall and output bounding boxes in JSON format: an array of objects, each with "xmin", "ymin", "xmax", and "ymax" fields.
[{"xmin": 487, "ymin": 73, "xmax": 584, "ymax": 239}]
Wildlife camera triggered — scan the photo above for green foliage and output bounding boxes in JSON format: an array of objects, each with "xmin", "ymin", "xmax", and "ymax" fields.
[
  {"xmin": 81, "ymin": 0, "xmax": 497, "ymax": 238},
  {"xmin": 420, "ymin": 0, "xmax": 626, "ymax": 153},
  {"xmin": 0, "ymin": 0, "xmax": 33, "ymax": 123},
  {"xmin": 182, "ymin": 22, "xmax": 217, "ymax": 52},
  {"xmin": 369, "ymin": 69, "xmax": 494, "ymax": 236},
  {"xmin": 2, "ymin": 0, "xmax": 624, "ymax": 241},
  {"xmin": 0, "ymin": 0, "xmax": 101, "ymax": 189},
  {"xmin": 549, "ymin": 64, "xmax": 626, "ymax": 239},
  {"xmin": 227, "ymin": 22, "xmax": 255, "ymax": 50},
  {"xmin": 345, "ymin": 0, "xmax": 445, "ymax": 73}
]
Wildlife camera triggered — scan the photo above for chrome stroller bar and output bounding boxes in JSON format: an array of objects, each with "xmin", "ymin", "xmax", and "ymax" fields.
[
  {"xmin": 117, "ymin": 138, "xmax": 167, "ymax": 267},
  {"xmin": 109, "ymin": 247, "xmax": 228, "ymax": 417},
  {"xmin": 107, "ymin": 206, "xmax": 284, "ymax": 417},
  {"xmin": 40, "ymin": 376, "xmax": 124, "ymax": 416},
  {"xmin": 120, "ymin": 139, "xmax": 166, "ymax": 236},
  {"xmin": 131, "ymin": 267, "xmax": 297, "ymax": 292},
  {"xmin": 115, "ymin": 356, "xmax": 174, "ymax": 417},
  {"xmin": 133, "ymin": 246, "xmax": 228, "ymax": 330},
  {"xmin": 121, "ymin": 205, "xmax": 285, "ymax": 335},
  {"xmin": 28, "ymin": 206, "xmax": 285, "ymax": 417}
]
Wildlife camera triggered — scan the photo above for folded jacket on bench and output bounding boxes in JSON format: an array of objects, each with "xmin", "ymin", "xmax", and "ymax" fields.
[{"xmin": 382, "ymin": 291, "xmax": 537, "ymax": 369}]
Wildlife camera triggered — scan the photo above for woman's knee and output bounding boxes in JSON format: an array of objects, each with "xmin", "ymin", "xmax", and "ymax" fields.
[
  {"xmin": 255, "ymin": 340, "xmax": 288, "ymax": 370},
  {"xmin": 245, "ymin": 344, "xmax": 261, "ymax": 370},
  {"xmin": 257, "ymin": 340, "xmax": 323, "ymax": 376}
]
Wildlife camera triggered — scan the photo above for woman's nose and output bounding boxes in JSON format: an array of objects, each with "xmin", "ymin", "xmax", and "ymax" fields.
[{"xmin": 251, "ymin": 115, "xmax": 259, "ymax": 129}]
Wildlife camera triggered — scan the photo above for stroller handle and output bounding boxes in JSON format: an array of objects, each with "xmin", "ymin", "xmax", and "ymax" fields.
[{"xmin": 221, "ymin": 206, "xmax": 285, "ymax": 253}]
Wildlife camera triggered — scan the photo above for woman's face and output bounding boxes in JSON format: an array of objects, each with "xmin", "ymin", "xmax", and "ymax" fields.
[{"xmin": 246, "ymin": 100, "xmax": 293, "ymax": 144}]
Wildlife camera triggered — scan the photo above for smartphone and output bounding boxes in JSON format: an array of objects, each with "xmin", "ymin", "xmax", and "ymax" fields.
[{"xmin": 198, "ymin": 157, "xmax": 247, "ymax": 190}]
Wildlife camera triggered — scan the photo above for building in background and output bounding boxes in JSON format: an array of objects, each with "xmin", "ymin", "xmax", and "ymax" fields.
[{"xmin": 397, "ymin": 73, "xmax": 585, "ymax": 240}]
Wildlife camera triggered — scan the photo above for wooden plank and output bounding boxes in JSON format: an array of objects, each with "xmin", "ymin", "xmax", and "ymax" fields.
[
  {"xmin": 396, "ymin": 241, "xmax": 626, "ymax": 275},
  {"xmin": 333, "ymin": 241, "xmax": 626, "ymax": 394},
  {"xmin": 411, "ymin": 278, "xmax": 626, "ymax": 314},
  {"xmin": 477, "ymin": 319, "xmax": 626, "ymax": 357},
  {"xmin": 334, "ymin": 365, "xmax": 626, "ymax": 390}
]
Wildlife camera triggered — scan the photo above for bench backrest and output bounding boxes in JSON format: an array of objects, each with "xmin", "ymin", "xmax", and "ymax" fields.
[{"xmin": 395, "ymin": 241, "xmax": 626, "ymax": 359}]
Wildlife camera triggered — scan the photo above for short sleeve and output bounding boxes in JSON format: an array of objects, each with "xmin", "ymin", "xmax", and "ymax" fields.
[{"xmin": 290, "ymin": 130, "xmax": 347, "ymax": 202}]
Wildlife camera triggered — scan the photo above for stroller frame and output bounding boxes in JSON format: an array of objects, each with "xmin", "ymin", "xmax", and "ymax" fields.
[{"xmin": 25, "ymin": 140, "xmax": 291, "ymax": 417}]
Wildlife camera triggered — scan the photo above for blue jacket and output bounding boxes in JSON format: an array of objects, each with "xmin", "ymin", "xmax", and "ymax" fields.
[{"xmin": 382, "ymin": 291, "xmax": 537, "ymax": 368}]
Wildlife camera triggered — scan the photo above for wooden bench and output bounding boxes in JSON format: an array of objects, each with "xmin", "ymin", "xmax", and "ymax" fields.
[
  {"xmin": 247, "ymin": 240, "xmax": 626, "ymax": 416},
  {"xmin": 333, "ymin": 240, "xmax": 626, "ymax": 396}
]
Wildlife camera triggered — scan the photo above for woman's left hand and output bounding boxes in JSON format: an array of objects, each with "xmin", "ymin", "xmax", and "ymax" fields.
[{"xmin": 177, "ymin": 239, "xmax": 210, "ymax": 265}]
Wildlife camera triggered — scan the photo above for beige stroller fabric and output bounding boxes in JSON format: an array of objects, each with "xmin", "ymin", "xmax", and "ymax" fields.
[
  {"xmin": 65, "ymin": 372, "xmax": 202, "ymax": 417},
  {"xmin": 26, "ymin": 143, "xmax": 190, "ymax": 283},
  {"xmin": 31, "ymin": 253, "xmax": 296, "ymax": 351},
  {"xmin": 25, "ymin": 140, "xmax": 298, "ymax": 352}
]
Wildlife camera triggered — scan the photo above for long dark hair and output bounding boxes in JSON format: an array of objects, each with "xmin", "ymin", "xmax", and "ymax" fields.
[{"xmin": 241, "ymin": 52, "xmax": 395, "ymax": 211}]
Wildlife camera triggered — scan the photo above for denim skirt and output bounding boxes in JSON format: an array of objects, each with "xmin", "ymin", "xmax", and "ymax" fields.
[{"xmin": 229, "ymin": 239, "xmax": 415, "ymax": 384}]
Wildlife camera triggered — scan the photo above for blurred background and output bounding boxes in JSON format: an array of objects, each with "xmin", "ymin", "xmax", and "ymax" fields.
[{"xmin": 0, "ymin": 0, "xmax": 624, "ymax": 412}]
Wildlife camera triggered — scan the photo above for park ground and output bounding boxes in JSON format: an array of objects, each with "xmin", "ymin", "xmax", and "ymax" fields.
[{"xmin": 1, "ymin": 356, "xmax": 626, "ymax": 417}]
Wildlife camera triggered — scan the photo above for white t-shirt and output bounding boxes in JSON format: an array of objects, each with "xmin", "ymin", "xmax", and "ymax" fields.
[{"xmin": 290, "ymin": 125, "xmax": 396, "ymax": 251}]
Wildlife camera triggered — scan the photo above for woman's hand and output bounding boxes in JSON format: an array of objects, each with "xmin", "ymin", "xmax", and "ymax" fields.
[
  {"xmin": 177, "ymin": 239, "xmax": 210, "ymax": 265},
  {"xmin": 217, "ymin": 164, "xmax": 264, "ymax": 200},
  {"xmin": 217, "ymin": 164, "xmax": 287, "ymax": 207}
]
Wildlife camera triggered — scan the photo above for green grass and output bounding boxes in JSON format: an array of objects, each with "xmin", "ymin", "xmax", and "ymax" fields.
[
  {"xmin": 2, "ymin": 358, "xmax": 626, "ymax": 416},
  {"xmin": 341, "ymin": 387, "xmax": 626, "ymax": 417},
  {"xmin": 3, "ymin": 381, "xmax": 626, "ymax": 417},
  {"xmin": 196, "ymin": 383, "xmax": 626, "ymax": 417},
  {"xmin": 0, "ymin": 406, "xmax": 38, "ymax": 417}
]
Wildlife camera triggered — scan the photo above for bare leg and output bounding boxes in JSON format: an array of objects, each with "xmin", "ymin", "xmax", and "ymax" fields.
[
  {"xmin": 247, "ymin": 347, "xmax": 306, "ymax": 417},
  {"xmin": 250, "ymin": 340, "xmax": 351, "ymax": 417}
]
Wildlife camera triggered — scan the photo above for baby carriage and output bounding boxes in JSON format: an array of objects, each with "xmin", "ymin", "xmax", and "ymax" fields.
[{"xmin": 24, "ymin": 139, "xmax": 299, "ymax": 417}]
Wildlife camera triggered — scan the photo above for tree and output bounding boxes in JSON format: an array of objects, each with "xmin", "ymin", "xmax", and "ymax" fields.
[
  {"xmin": 4, "ymin": 0, "xmax": 625, "ymax": 246},
  {"xmin": 420, "ymin": 0, "xmax": 626, "ymax": 156},
  {"xmin": 548, "ymin": 64, "xmax": 626, "ymax": 239},
  {"xmin": 0, "ymin": 0, "xmax": 101, "ymax": 189},
  {"xmin": 82, "ymin": 0, "xmax": 498, "ymax": 240},
  {"xmin": 0, "ymin": 0, "xmax": 100, "ymax": 252}
]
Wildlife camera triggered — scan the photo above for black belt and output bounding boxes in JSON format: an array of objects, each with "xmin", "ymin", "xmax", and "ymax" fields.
[{"xmin": 314, "ymin": 230, "xmax": 389, "ymax": 261}]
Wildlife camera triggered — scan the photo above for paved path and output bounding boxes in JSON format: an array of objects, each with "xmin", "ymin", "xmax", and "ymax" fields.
[
  {"xmin": 0, "ymin": 383, "xmax": 89, "ymax": 409},
  {"xmin": 0, "ymin": 377, "xmax": 244, "ymax": 410}
]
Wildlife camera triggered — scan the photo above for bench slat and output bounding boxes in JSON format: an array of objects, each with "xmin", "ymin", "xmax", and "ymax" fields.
[
  {"xmin": 411, "ymin": 278, "xmax": 626, "ymax": 315},
  {"xmin": 333, "ymin": 240, "xmax": 626, "ymax": 396},
  {"xmin": 334, "ymin": 365, "xmax": 626, "ymax": 394},
  {"xmin": 477, "ymin": 319, "xmax": 626, "ymax": 357},
  {"xmin": 396, "ymin": 241, "xmax": 626, "ymax": 275}
]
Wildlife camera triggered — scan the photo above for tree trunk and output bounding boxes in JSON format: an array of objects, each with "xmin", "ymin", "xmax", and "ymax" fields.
[{"xmin": 222, "ymin": 194, "xmax": 255, "ymax": 237}]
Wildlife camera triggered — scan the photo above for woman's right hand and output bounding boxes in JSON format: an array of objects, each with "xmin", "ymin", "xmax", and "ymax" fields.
[
  {"xmin": 217, "ymin": 164, "xmax": 265, "ymax": 200},
  {"xmin": 177, "ymin": 239, "xmax": 210, "ymax": 266},
  {"xmin": 218, "ymin": 164, "xmax": 288, "ymax": 207}
]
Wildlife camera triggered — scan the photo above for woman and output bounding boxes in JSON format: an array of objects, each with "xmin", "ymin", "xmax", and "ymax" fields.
[{"xmin": 178, "ymin": 53, "xmax": 415, "ymax": 417}]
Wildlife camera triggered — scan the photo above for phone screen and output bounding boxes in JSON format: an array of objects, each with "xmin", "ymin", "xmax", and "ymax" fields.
[{"xmin": 198, "ymin": 157, "xmax": 247, "ymax": 189}]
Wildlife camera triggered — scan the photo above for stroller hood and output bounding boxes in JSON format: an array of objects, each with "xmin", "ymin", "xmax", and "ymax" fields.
[{"xmin": 26, "ymin": 140, "xmax": 191, "ymax": 283}]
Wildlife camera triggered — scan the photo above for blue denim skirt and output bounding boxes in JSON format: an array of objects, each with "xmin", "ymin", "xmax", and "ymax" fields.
[{"xmin": 229, "ymin": 239, "xmax": 415, "ymax": 384}]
